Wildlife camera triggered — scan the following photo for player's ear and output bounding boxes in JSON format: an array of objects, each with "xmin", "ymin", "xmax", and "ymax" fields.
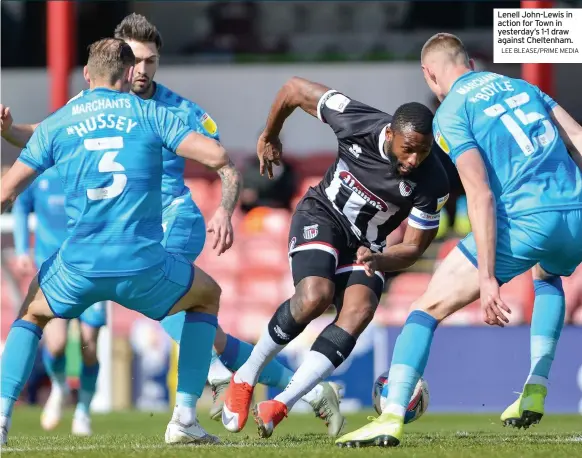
[
  {"xmin": 83, "ymin": 66, "xmax": 90, "ymax": 84},
  {"xmin": 126, "ymin": 66, "xmax": 135, "ymax": 85},
  {"xmin": 469, "ymin": 58, "xmax": 476, "ymax": 71},
  {"xmin": 385, "ymin": 127, "xmax": 394, "ymax": 143}
]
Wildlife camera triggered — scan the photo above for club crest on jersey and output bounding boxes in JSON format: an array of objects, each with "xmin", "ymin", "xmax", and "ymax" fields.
[
  {"xmin": 200, "ymin": 113, "xmax": 217, "ymax": 135},
  {"xmin": 435, "ymin": 130, "xmax": 450, "ymax": 154},
  {"xmin": 303, "ymin": 224, "xmax": 319, "ymax": 240},
  {"xmin": 39, "ymin": 179, "xmax": 49, "ymax": 190},
  {"xmin": 399, "ymin": 181, "xmax": 414, "ymax": 197},
  {"xmin": 289, "ymin": 236, "xmax": 297, "ymax": 251},
  {"xmin": 348, "ymin": 144, "xmax": 362, "ymax": 158},
  {"xmin": 338, "ymin": 171, "xmax": 388, "ymax": 212}
]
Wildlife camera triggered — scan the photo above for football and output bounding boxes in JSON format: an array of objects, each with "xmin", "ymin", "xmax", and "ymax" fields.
[{"xmin": 372, "ymin": 371, "xmax": 430, "ymax": 424}]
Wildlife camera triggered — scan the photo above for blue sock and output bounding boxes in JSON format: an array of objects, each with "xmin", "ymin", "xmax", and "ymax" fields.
[
  {"xmin": 175, "ymin": 312, "xmax": 217, "ymax": 424},
  {"xmin": 528, "ymin": 277, "xmax": 565, "ymax": 385},
  {"xmin": 1, "ymin": 320, "xmax": 43, "ymax": 418},
  {"xmin": 385, "ymin": 311, "xmax": 438, "ymax": 416},
  {"xmin": 75, "ymin": 363, "xmax": 99, "ymax": 417},
  {"xmin": 42, "ymin": 346, "xmax": 67, "ymax": 390},
  {"xmin": 220, "ymin": 334, "xmax": 293, "ymax": 390}
]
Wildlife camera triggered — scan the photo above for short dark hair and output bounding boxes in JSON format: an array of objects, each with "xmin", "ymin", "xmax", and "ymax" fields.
[
  {"xmin": 391, "ymin": 102, "xmax": 434, "ymax": 136},
  {"xmin": 87, "ymin": 38, "xmax": 135, "ymax": 84},
  {"xmin": 114, "ymin": 13, "xmax": 163, "ymax": 50}
]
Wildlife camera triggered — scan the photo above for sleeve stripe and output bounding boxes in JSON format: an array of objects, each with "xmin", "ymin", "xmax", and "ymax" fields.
[
  {"xmin": 410, "ymin": 207, "xmax": 440, "ymax": 221},
  {"xmin": 408, "ymin": 218, "xmax": 440, "ymax": 230},
  {"xmin": 316, "ymin": 90, "xmax": 338, "ymax": 122}
]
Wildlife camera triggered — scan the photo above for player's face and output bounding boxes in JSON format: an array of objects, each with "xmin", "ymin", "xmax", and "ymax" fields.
[
  {"xmin": 124, "ymin": 39, "xmax": 159, "ymax": 96},
  {"xmin": 387, "ymin": 130, "xmax": 432, "ymax": 176}
]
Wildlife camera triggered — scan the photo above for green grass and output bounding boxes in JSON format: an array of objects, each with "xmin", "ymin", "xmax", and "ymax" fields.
[{"xmin": 3, "ymin": 407, "xmax": 581, "ymax": 457}]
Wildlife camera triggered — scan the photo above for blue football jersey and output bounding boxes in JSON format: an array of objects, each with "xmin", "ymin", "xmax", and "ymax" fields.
[
  {"xmin": 434, "ymin": 71, "xmax": 582, "ymax": 218},
  {"xmin": 17, "ymin": 87, "xmax": 193, "ymax": 276},
  {"xmin": 12, "ymin": 167, "xmax": 67, "ymax": 267},
  {"xmin": 152, "ymin": 82, "xmax": 220, "ymax": 209}
]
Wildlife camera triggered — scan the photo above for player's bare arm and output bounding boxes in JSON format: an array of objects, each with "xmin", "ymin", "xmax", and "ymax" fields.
[
  {"xmin": 0, "ymin": 105, "xmax": 38, "ymax": 148},
  {"xmin": 1, "ymin": 161, "xmax": 38, "ymax": 213},
  {"xmin": 456, "ymin": 149, "xmax": 510, "ymax": 327},
  {"xmin": 258, "ymin": 77, "xmax": 330, "ymax": 178},
  {"xmin": 549, "ymin": 105, "xmax": 582, "ymax": 171},
  {"xmin": 357, "ymin": 225, "xmax": 438, "ymax": 276},
  {"xmin": 176, "ymin": 132, "xmax": 242, "ymax": 254}
]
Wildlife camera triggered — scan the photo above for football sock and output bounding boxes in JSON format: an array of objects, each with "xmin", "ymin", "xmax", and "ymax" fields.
[
  {"xmin": 75, "ymin": 362, "xmax": 99, "ymax": 417},
  {"xmin": 384, "ymin": 311, "xmax": 438, "ymax": 417},
  {"xmin": 42, "ymin": 346, "xmax": 68, "ymax": 395},
  {"xmin": 220, "ymin": 334, "xmax": 294, "ymax": 390},
  {"xmin": 527, "ymin": 277, "xmax": 565, "ymax": 387},
  {"xmin": 174, "ymin": 312, "xmax": 217, "ymax": 426},
  {"xmin": 276, "ymin": 324, "xmax": 355, "ymax": 409},
  {"xmin": 1, "ymin": 320, "xmax": 43, "ymax": 418},
  {"xmin": 234, "ymin": 300, "xmax": 306, "ymax": 386},
  {"xmin": 275, "ymin": 351, "xmax": 335, "ymax": 409},
  {"xmin": 207, "ymin": 349, "xmax": 233, "ymax": 385}
]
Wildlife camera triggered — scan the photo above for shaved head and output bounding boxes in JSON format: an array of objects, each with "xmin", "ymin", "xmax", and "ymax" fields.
[{"xmin": 421, "ymin": 33, "xmax": 470, "ymax": 67}]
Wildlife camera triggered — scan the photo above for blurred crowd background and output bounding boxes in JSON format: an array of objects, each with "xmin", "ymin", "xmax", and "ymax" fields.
[{"xmin": 1, "ymin": 1, "xmax": 581, "ymax": 415}]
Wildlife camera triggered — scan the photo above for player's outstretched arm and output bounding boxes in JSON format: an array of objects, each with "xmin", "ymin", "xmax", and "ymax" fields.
[
  {"xmin": 0, "ymin": 104, "xmax": 38, "ymax": 148},
  {"xmin": 549, "ymin": 105, "xmax": 582, "ymax": 172},
  {"xmin": 1, "ymin": 161, "xmax": 38, "ymax": 213},
  {"xmin": 456, "ymin": 149, "xmax": 510, "ymax": 327},
  {"xmin": 258, "ymin": 77, "xmax": 330, "ymax": 178},
  {"xmin": 357, "ymin": 226, "xmax": 437, "ymax": 275}
]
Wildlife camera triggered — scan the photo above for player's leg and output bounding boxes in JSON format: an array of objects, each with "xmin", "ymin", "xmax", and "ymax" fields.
[
  {"xmin": 157, "ymin": 204, "xmax": 303, "ymax": 419},
  {"xmin": 0, "ymin": 267, "xmax": 61, "ymax": 444},
  {"xmin": 71, "ymin": 302, "xmax": 106, "ymax": 436},
  {"xmin": 254, "ymin": 264, "xmax": 383, "ymax": 438},
  {"xmin": 39, "ymin": 318, "xmax": 69, "ymax": 431},
  {"xmin": 128, "ymin": 252, "xmax": 221, "ymax": 444},
  {"xmin": 336, "ymin": 245, "xmax": 482, "ymax": 447},
  {"xmin": 501, "ymin": 209, "xmax": 582, "ymax": 428}
]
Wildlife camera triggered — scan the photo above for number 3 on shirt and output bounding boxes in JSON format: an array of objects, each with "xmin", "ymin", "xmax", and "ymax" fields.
[
  {"xmin": 483, "ymin": 91, "xmax": 555, "ymax": 157},
  {"xmin": 84, "ymin": 136, "xmax": 127, "ymax": 201}
]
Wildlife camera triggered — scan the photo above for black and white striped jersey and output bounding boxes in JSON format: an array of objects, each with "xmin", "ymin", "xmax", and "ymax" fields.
[{"xmin": 304, "ymin": 90, "xmax": 450, "ymax": 252}]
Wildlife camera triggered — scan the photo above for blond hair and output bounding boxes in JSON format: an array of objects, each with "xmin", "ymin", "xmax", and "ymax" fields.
[
  {"xmin": 421, "ymin": 33, "xmax": 470, "ymax": 67},
  {"xmin": 86, "ymin": 38, "xmax": 135, "ymax": 84}
]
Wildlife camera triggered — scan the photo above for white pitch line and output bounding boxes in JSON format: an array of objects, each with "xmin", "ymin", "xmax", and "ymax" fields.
[{"xmin": 1, "ymin": 442, "xmax": 303, "ymax": 453}]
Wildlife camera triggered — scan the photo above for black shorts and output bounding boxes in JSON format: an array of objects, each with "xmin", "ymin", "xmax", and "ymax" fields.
[{"xmin": 288, "ymin": 198, "xmax": 385, "ymax": 302}]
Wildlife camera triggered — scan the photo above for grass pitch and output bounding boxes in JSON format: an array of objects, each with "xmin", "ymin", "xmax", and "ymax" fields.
[{"xmin": 3, "ymin": 407, "xmax": 581, "ymax": 457}]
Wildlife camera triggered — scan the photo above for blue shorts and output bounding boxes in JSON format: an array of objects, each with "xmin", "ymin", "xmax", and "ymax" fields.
[
  {"xmin": 161, "ymin": 197, "xmax": 206, "ymax": 263},
  {"xmin": 159, "ymin": 197, "xmax": 207, "ymax": 342},
  {"xmin": 458, "ymin": 209, "xmax": 582, "ymax": 284},
  {"xmin": 39, "ymin": 250, "xmax": 195, "ymax": 322},
  {"xmin": 78, "ymin": 301, "xmax": 107, "ymax": 328}
]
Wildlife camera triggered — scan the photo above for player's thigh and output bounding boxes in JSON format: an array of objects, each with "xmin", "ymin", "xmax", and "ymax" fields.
[
  {"xmin": 538, "ymin": 209, "xmax": 582, "ymax": 277},
  {"xmin": 118, "ymin": 252, "xmax": 207, "ymax": 321},
  {"xmin": 288, "ymin": 198, "xmax": 346, "ymax": 314},
  {"xmin": 78, "ymin": 301, "xmax": 107, "ymax": 329},
  {"xmin": 413, "ymin": 245, "xmax": 480, "ymax": 321},
  {"xmin": 43, "ymin": 318, "xmax": 69, "ymax": 354},
  {"xmin": 36, "ymin": 252, "xmax": 99, "ymax": 323},
  {"xmin": 162, "ymin": 202, "xmax": 206, "ymax": 263}
]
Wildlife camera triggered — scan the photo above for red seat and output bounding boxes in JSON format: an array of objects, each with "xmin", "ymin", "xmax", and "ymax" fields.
[
  {"xmin": 237, "ymin": 268, "xmax": 288, "ymax": 308},
  {"xmin": 238, "ymin": 236, "xmax": 289, "ymax": 270}
]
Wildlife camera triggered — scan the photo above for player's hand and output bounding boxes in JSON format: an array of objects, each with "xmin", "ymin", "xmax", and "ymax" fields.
[
  {"xmin": 257, "ymin": 133, "xmax": 282, "ymax": 179},
  {"xmin": 480, "ymin": 276, "xmax": 511, "ymax": 327},
  {"xmin": 0, "ymin": 104, "xmax": 13, "ymax": 135},
  {"xmin": 206, "ymin": 206, "xmax": 234, "ymax": 256},
  {"xmin": 14, "ymin": 254, "xmax": 35, "ymax": 277},
  {"xmin": 356, "ymin": 246, "xmax": 378, "ymax": 277}
]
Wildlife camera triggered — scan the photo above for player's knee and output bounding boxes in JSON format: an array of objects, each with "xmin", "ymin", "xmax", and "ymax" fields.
[
  {"xmin": 81, "ymin": 341, "xmax": 98, "ymax": 366},
  {"xmin": 194, "ymin": 274, "xmax": 222, "ymax": 316},
  {"xmin": 311, "ymin": 323, "xmax": 357, "ymax": 368},
  {"xmin": 292, "ymin": 279, "xmax": 335, "ymax": 322},
  {"xmin": 335, "ymin": 302, "xmax": 375, "ymax": 338}
]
